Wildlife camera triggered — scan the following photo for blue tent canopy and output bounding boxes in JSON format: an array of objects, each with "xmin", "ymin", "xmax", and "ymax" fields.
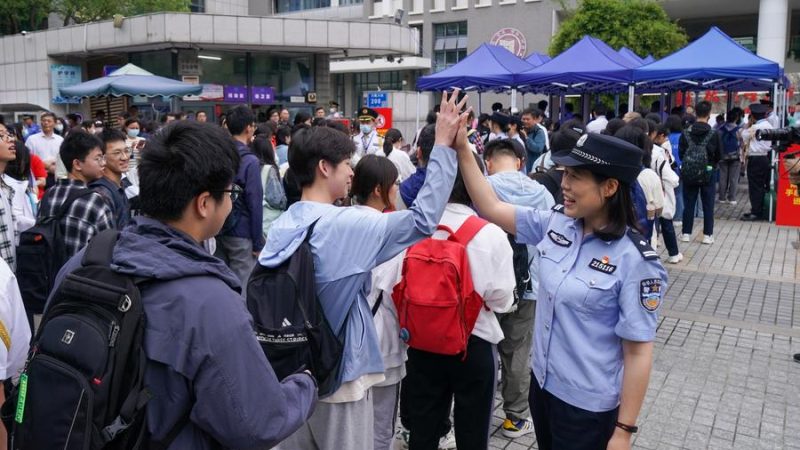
[
  {"xmin": 416, "ymin": 44, "xmax": 535, "ymax": 91},
  {"xmin": 60, "ymin": 63, "xmax": 203, "ymax": 98},
  {"xmin": 632, "ymin": 27, "xmax": 782, "ymax": 90},
  {"xmin": 642, "ymin": 55, "xmax": 656, "ymax": 64},
  {"xmin": 517, "ymin": 36, "xmax": 641, "ymax": 94},
  {"xmin": 525, "ymin": 52, "xmax": 551, "ymax": 67},
  {"xmin": 618, "ymin": 47, "xmax": 646, "ymax": 65}
]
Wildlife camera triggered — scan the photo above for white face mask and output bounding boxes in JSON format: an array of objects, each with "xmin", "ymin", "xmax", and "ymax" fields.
[{"xmin": 55, "ymin": 123, "xmax": 64, "ymax": 132}]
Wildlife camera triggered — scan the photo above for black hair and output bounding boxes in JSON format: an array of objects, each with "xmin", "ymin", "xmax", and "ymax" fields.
[
  {"xmin": 382, "ymin": 128, "xmax": 402, "ymax": 157},
  {"xmin": 276, "ymin": 126, "xmax": 292, "ymax": 145},
  {"xmin": 614, "ymin": 126, "xmax": 650, "ymax": 167},
  {"xmin": 425, "ymin": 110, "xmax": 437, "ymax": 125},
  {"xmin": 725, "ymin": 109, "xmax": 737, "ymax": 124},
  {"xmin": 670, "ymin": 106, "xmax": 684, "ymax": 116},
  {"xmin": 252, "ymin": 134, "xmax": 277, "ymax": 168},
  {"xmin": 603, "ymin": 118, "xmax": 626, "ymax": 137},
  {"xmin": 571, "ymin": 113, "xmax": 584, "ymax": 122},
  {"xmin": 715, "ymin": 114, "xmax": 725, "ymax": 124},
  {"xmin": 656, "ymin": 123, "xmax": 670, "ymax": 137},
  {"xmin": 124, "ymin": 118, "xmax": 140, "ymax": 129},
  {"xmin": 315, "ymin": 106, "xmax": 325, "ymax": 114},
  {"xmin": 99, "ymin": 128, "xmax": 127, "ymax": 150},
  {"xmin": 226, "ymin": 105, "xmax": 256, "ymax": 136},
  {"xmin": 644, "ymin": 113, "xmax": 661, "ymax": 124},
  {"xmin": 80, "ymin": 120, "xmax": 94, "ymax": 130},
  {"xmin": 550, "ymin": 127, "xmax": 582, "ymax": 154},
  {"xmin": 351, "ymin": 154, "xmax": 398, "ymax": 208},
  {"xmin": 5, "ymin": 139, "xmax": 30, "ymax": 181},
  {"xmin": 326, "ymin": 120, "xmax": 349, "ymax": 135},
  {"xmin": 537, "ymin": 100, "xmax": 548, "ymax": 110},
  {"xmin": 289, "ymin": 126, "xmax": 355, "ymax": 188},
  {"xmin": 665, "ymin": 114, "xmax": 684, "ymax": 133},
  {"xmin": 629, "ymin": 117, "xmax": 649, "ymax": 134},
  {"xmin": 477, "ymin": 113, "xmax": 490, "ymax": 126},
  {"xmin": 138, "ymin": 121, "xmax": 240, "ymax": 221},
  {"xmin": 484, "ymin": 138, "xmax": 524, "ymax": 161},
  {"xmin": 560, "ymin": 118, "xmax": 585, "ymax": 134},
  {"xmin": 645, "ymin": 119, "xmax": 659, "ymax": 135},
  {"xmin": 416, "ymin": 124, "xmax": 436, "ymax": 165},
  {"xmin": 618, "ymin": 103, "xmax": 629, "ymax": 115},
  {"xmin": 60, "ymin": 131, "xmax": 104, "ymax": 173},
  {"xmin": 294, "ymin": 111, "xmax": 312, "ymax": 126},
  {"xmin": 40, "ymin": 112, "xmax": 56, "ymax": 122},
  {"xmin": 592, "ymin": 104, "xmax": 607, "ymax": 116},
  {"xmin": 311, "ymin": 117, "xmax": 327, "ymax": 127},
  {"xmin": 695, "ymin": 101, "xmax": 712, "ymax": 119},
  {"xmin": 450, "ymin": 152, "xmax": 485, "ymax": 205},
  {"xmin": 291, "ymin": 123, "xmax": 310, "ymax": 135},
  {"xmin": 589, "ymin": 171, "xmax": 639, "ymax": 241},
  {"xmin": 491, "ymin": 102, "xmax": 503, "ymax": 112}
]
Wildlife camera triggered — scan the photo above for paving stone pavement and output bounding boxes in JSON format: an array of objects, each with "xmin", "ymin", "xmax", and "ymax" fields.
[{"xmin": 484, "ymin": 183, "xmax": 800, "ymax": 450}]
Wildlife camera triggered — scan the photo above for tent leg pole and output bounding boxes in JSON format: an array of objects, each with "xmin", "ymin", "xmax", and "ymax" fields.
[
  {"xmin": 478, "ymin": 92, "xmax": 482, "ymax": 114},
  {"xmin": 614, "ymin": 94, "xmax": 620, "ymax": 117},
  {"xmin": 628, "ymin": 85, "xmax": 635, "ymax": 114},
  {"xmin": 415, "ymin": 91, "xmax": 420, "ymax": 133},
  {"xmin": 511, "ymin": 88, "xmax": 518, "ymax": 112}
]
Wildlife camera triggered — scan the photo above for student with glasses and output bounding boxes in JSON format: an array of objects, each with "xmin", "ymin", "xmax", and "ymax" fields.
[{"xmin": 90, "ymin": 129, "xmax": 133, "ymax": 229}]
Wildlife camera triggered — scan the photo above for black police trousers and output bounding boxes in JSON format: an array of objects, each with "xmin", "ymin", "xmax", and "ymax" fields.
[
  {"xmin": 529, "ymin": 374, "xmax": 618, "ymax": 450},
  {"xmin": 404, "ymin": 336, "xmax": 497, "ymax": 450},
  {"xmin": 747, "ymin": 155, "xmax": 770, "ymax": 217}
]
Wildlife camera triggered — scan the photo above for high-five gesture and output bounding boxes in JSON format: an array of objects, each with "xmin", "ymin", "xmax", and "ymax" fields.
[{"xmin": 434, "ymin": 89, "xmax": 471, "ymax": 149}]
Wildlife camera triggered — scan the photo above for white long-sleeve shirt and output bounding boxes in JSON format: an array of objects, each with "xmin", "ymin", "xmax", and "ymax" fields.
[
  {"xmin": 434, "ymin": 203, "xmax": 515, "ymax": 344},
  {"xmin": 0, "ymin": 258, "xmax": 31, "ymax": 380}
]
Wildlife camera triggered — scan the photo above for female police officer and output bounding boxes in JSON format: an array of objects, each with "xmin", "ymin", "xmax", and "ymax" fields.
[{"xmin": 455, "ymin": 131, "xmax": 667, "ymax": 450}]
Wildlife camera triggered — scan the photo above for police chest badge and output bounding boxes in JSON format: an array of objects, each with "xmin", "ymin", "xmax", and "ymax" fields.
[
  {"xmin": 547, "ymin": 230, "xmax": 572, "ymax": 247},
  {"xmin": 589, "ymin": 257, "xmax": 616, "ymax": 274},
  {"xmin": 639, "ymin": 278, "xmax": 662, "ymax": 312}
]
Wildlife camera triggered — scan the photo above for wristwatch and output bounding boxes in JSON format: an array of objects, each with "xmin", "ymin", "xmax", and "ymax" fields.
[{"xmin": 615, "ymin": 421, "xmax": 638, "ymax": 433}]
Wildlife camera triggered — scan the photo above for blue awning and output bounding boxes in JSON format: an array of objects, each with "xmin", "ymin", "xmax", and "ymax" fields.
[
  {"xmin": 417, "ymin": 44, "xmax": 535, "ymax": 92},
  {"xmin": 60, "ymin": 63, "xmax": 202, "ymax": 98}
]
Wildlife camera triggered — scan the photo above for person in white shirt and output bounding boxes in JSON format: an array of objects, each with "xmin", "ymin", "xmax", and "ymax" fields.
[
  {"xmin": 614, "ymin": 126, "xmax": 663, "ymax": 240},
  {"xmin": 378, "ymin": 129, "xmax": 416, "ymax": 182},
  {"xmin": 2, "ymin": 144, "xmax": 37, "ymax": 240},
  {"xmin": 652, "ymin": 125, "xmax": 682, "ymax": 263},
  {"xmin": 349, "ymin": 155, "xmax": 407, "ymax": 450},
  {"xmin": 0, "ymin": 124, "xmax": 19, "ymax": 271},
  {"xmin": 0, "ymin": 256, "xmax": 33, "ymax": 445},
  {"xmin": 489, "ymin": 111, "xmax": 511, "ymax": 142},
  {"xmin": 25, "ymin": 112, "xmax": 66, "ymax": 183},
  {"xmin": 402, "ymin": 152, "xmax": 515, "ymax": 450},
  {"xmin": 741, "ymin": 103, "xmax": 774, "ymax": 221},
  {"xmin": 352, "ymin": 107, "xmax": 382, "ymax": 166},
  {"xmin": 586, "ymin": 105, "xmax": 609, "ymax": 134}
]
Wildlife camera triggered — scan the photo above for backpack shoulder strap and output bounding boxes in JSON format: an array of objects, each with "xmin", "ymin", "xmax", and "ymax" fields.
[
  {"xmin": 56, "ymin": 188, "xmax": 97, "ymax": 220},
  {"xmin": 453, "ymin": 215, "xmax": 488, "ymax": 245},
  {"xmin": 81, "ymin": 229, "xmax": 120, "ymax": 267}
]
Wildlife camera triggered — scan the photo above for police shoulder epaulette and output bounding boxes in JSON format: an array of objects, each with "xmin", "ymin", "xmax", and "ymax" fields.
[
  {"xmin": 626, "ymin": 229, "xmax": 658, "ymax": 260},
  {"xmin": 551, "ymin": 204, "xmax": 565, "ymax": 214}
]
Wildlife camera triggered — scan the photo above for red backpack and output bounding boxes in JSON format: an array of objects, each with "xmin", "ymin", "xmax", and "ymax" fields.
[{"xmin": 392, "ymin": 216, "xmax": 488, "ymax": 356}]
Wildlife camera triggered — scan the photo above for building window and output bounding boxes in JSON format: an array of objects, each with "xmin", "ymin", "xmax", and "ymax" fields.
[
  {"xmin": 275, "ymin": 0, "xmax": 331, "ymax": 13},
  {"xmin": 433, "ymin": 22, "xmax": 467, "ymax": 72},
  {"xmin": 339, "ymin": 0, "xmax": 363, "ymax": 5},
  {"xmin": 354, "ymin": 71, "xmax": 404, "ymax": 105},
  {"xmin": 411, "ymin": 24, "xmax": 423, "ymax": 56},
  {"xmin": 189, "ymin": 0, "xmax": 205, "ymax": 12},
  {"xmin": 431, "ymin": 0, "xmax": 445, "ymax": 10},
  {"xmin": 733, "ymin": 36, "xmax": 756, "ymax": 53}
]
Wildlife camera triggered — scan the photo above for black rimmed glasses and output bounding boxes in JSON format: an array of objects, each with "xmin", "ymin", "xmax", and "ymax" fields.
[{"xmin": 213, "ymin": 184, "xmax": 243, "ymax": 202}]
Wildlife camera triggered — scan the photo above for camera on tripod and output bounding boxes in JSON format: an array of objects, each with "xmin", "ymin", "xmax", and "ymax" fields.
[{"xmin": 756, "ymin": 128, "xmax": 800, "ymax": 186}]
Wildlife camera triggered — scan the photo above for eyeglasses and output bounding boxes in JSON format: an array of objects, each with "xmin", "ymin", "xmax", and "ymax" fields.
[
  {"xmin": 0, "ymin": 133, "xmax": 16, "ymax": 142},
  {"xmin": 213, "ymin": 184, "xmax": 243, "ymax": 202}
]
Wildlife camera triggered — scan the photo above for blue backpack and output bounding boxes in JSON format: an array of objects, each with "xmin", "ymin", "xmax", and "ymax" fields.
[
  {"xmin": 631, "ymin": 181, "xmax": 649, "ymax": 233},
  {"xmin": 718, "ymin": 125, "xmax": 741, "ymax": 156}
]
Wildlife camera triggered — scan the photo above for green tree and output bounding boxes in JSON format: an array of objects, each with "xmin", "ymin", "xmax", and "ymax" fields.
[
  {"xmin": 0, "ymin": 0, "xmax": 50, "ymax": 35},
  {"xmin": 54, "ymin": 0, "xmax": 190, "ymax": 26},
  {"xmin": 549, "ymin": 0, "xmax": 688, "ymax": 58}
]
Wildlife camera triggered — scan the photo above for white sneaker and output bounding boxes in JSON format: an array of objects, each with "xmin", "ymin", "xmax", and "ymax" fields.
[
  {"xmin": 702, "ymin": 235, "xmax": 714, "ymax": 245},
  {"xmin": 729, "ymin": 200, "xmax": 738, "ymax": 206},
  {"xmin": 674, "ymin": 220, "xmax": 683, "ymax": 227},
  {"xmin": 438, "ymin": 429, "xmax": 456, "ymax": 449},
  {"xmin": 680, "ymin": 233, "xmax": 691, "ymax": 242},
  {"xmin": 718, "ymin": 199, "xmax": 728, "ymax": 204},
  {"xmin": 667, "ymin": 253, "xmax": 684, "ymax": 264}
]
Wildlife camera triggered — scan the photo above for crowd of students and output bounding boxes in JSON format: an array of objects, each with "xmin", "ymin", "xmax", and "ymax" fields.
[{"xmin": 0, "ymin": 90, "xmax": 677, "ymax": 450}]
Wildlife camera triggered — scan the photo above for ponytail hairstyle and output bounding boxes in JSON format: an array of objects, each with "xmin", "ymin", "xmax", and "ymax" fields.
[
  {"xmin": 351, "ymin": 154, "xmax": 399, "ymax": 209},
  {"xmin": 382, "ymin": 128, "xmax": 403, "ymax": 157}
]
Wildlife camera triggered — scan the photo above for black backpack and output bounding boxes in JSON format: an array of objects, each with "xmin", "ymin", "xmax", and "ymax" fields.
[
  {"xmin": 719, "ymin": 125, "xmax": 741, "ymax": 157},
  {"xmin": 5, "ymin": 230, "xmax": 150, "ymax": 449},
  {"xmin": 507, "ymin": 235, "xmax": 532, "ymax": 307},
  {"xmin": 17, "ymin": 188, "xmax": 97, "ymax": 317},
  {"xmin": 246, "ymin": 220, "xmax": 344, "ymax": 397},
  {"xmin": 680, "ymin": 126, "xmax": 715, "ymax": 185}
]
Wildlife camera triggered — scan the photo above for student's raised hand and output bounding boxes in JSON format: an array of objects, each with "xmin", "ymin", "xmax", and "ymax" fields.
[
  {"xmin": 453, "ymin": 109, "xmax": 473, "ymax": 155},
  {"xmin": 435, "ymin": 89, "xmax": 469, "ymax": 149}
]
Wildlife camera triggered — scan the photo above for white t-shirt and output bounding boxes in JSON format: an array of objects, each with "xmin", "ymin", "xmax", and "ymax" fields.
[
  {"xmin": 435, "ymin": 203, "xmax": 515, "ymax": 344},
  {"xmin": 26, "ymin": 132, "xmax": 67, "ymax": 179},
  {"xmin": 0, "ymin": 259, "xmax": 31, "ymax": 380},
  {"xmin": 586, "ymin": 116, "xmax": 608, "ymax": 134},
  {"xmin": 379, "ymin": 148, "xmax": 416, "ymax": 182}
]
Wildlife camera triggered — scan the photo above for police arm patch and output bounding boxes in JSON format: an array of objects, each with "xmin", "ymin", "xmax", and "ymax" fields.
[{"xmin": 639, "ymin": 278, "xmax": 663, "ymax": 312}]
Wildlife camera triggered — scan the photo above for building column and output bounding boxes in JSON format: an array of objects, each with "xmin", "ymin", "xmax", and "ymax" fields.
[{"xmin": 757, "ymin": 0, "xmax": 789, "ymax": 67}]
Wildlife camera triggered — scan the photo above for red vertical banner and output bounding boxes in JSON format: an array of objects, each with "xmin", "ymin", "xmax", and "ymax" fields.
[
  {"xmin": 776, "ymin": 145, "xmax": 800, "ymax": 227},
  {"xmin": 374, "ymin": 108, "xmax": 393, "ymax": 136}
]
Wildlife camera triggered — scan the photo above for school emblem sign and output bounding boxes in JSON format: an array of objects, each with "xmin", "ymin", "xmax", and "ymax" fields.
[{"xmin": 490, "ymin": 28, "xmax": 527, "ymax": 57}]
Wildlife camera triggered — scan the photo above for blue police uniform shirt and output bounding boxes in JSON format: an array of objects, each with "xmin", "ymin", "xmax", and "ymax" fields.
[{"xmin": 515, "ymin": 205, "xmax": 668, "ymax": 413}]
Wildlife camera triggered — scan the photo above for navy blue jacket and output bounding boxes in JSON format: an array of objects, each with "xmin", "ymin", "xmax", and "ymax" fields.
[
  {"xmin": 223, "ymin": 141, "xmax": 266, "ymax": 251},
  {"xmin": 89, "ymin": 177, "xmax": 130, "ymax": 229},
  {"xmin": 54, "ymin": 217, "xmax": 317, "ymax": 449}
]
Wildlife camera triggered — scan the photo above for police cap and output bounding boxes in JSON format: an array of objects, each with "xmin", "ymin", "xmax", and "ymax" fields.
[
  {"xmin": 551, "ymin": 133, "xmax": 643, "ymax": 184},
  {"xmin": 749, "ymin": 103, "xmax": 769, "ymax": 115},
  {"xmin": 490, "ymin": 111, "xmax": 510, "ymax": 126},
  {"xmin": 358, "ymin": 107, "xmax": 378, "ymax": 121}
]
